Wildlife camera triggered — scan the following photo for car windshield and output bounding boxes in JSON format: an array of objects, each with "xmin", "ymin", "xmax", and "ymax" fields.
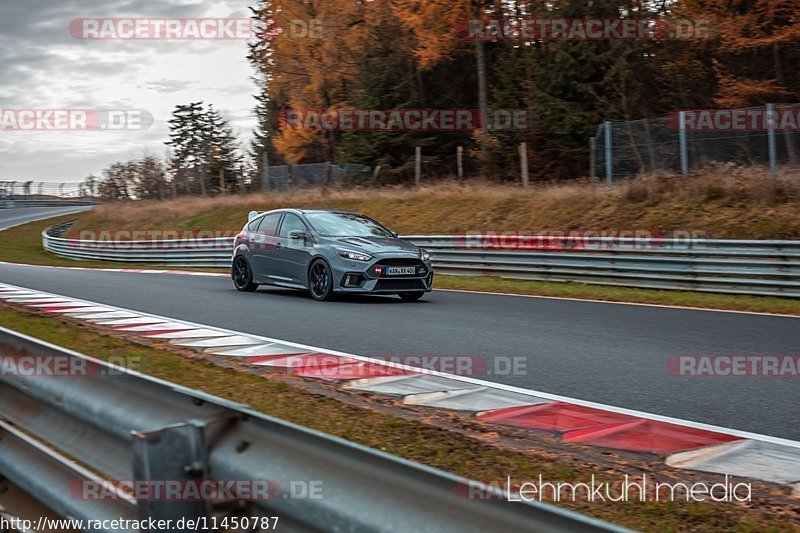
[{"xmin": 304, "ymin": 212, "xmax": 391, "ymax": 238}]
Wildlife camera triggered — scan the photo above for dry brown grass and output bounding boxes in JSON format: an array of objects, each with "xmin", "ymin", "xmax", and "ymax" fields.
[{"xmin": 70, "ymin": 167, "xmax": 800, "ymax": 239}]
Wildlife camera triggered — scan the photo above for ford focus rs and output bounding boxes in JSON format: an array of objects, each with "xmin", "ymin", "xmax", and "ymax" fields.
[{"xmin": 231, "ymin": 209, "xmax": 433, "ymax": 301}]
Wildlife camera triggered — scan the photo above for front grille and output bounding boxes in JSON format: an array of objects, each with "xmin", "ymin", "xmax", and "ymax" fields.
[
  {"xmin": 375, "ymin": 279, "xmax": 425, "ymax": 291},
  {"xmin": 372, "ymin": 259, "xmax": 427, "ymax": 279},
  {"xmin": 375, "ymin": 258, "xmax": 423, "ymax": 267}
]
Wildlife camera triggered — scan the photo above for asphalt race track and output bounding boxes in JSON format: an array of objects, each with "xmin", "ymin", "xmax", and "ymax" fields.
[
  {"xmin": 1, "ymin": 208, "xmax": 798, "ymax": 440},
  {"xmin": 0, "ymin": 205, "xmax": 94, "ymax": 230}
]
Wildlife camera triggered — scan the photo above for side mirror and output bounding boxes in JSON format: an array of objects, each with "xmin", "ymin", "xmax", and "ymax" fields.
[{"xmin": 288, "ymin": 229, "xmax": 307, "ymax": 240}]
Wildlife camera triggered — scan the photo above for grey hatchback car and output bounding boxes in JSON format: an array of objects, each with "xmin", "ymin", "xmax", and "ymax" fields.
[{"xmin": 231, "ymin": 209, "xmax": 433, "ymax": 301}]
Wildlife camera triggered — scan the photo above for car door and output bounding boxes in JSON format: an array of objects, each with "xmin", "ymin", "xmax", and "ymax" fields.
[
  {"xmin": 250, "ymin": 212, "xmax": 282, "ymax": 282},
  {"xmin": 274, "ymin": 213, "xmax": 313, "ymax": 286}
]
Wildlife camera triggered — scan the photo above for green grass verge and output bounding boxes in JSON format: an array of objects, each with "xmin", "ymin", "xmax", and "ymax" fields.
[
  {"xmin": 3, "ymin": 214, "xmax": 799, "ymax": 315},
  {"xmin": 0, "ymin": 304, "xmax": 797, "ymax": 532}
]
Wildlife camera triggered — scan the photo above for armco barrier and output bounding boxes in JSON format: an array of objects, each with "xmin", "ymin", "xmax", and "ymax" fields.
[
  {"xmin": 43, "ymin": 223, "xmax": 800, "ymax": 297},
  {"xmin": 0, "ymin": 328, "xmax": 620, "ymax": 532},
  {"xmin": 0, "ymin": 199, "xmax": 97, "ymax": 209}
]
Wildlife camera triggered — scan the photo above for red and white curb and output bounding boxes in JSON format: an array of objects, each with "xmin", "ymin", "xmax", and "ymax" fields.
[{"xmin": 0, "ymin": 281, "xmax": 798, "ymax": 493}]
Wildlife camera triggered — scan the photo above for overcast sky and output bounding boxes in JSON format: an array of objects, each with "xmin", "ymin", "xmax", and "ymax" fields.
[{"xmin": 0, "ymin": 0, "xmax": 257, "ymax": 183}]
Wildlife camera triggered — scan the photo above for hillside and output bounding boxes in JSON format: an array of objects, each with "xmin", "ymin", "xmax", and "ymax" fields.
[{"xmin": 69, "ymin": 170, "xmax": 800, "ymax": 240}]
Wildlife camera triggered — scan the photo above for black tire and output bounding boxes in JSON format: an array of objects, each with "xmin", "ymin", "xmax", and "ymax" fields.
[
  {"xmin": 398, "ymin": 292, "xmax": 424, "ymax": 302},
  {"xmin": 232, "ymin": 255, "xmax": 258, "ymax": 292},
  {"xmin": 308, "ymin": 260, "xmax": 335, "ymax": 301}
]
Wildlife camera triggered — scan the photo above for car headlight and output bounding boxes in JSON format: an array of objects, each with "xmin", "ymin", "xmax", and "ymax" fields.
[
  {"xmin": 420, "ymin": 250, "xmax": 430, "ymax": 261},
  {"xmin": 338, "ymin": 249, "xmax": 373, "ymax": 261}
]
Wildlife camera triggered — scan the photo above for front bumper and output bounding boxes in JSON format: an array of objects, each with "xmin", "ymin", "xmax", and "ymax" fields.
[{"xmin": 330, "ymin": 254, "xmax": 433, "ymax": 294}]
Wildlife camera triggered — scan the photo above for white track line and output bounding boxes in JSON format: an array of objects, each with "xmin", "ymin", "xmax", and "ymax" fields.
[
  {"xmin": 2, "ymin": 280, "xmax": 799, "ymax": 450},
  {"xmin": 435, "ymin": 288, "xmax": 800, "ymax": 319}
]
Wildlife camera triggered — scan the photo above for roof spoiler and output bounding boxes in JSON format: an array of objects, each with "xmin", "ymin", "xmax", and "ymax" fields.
[{"xmin": 248, "ymin": 211, "xmax": 261, "ymax": 222}]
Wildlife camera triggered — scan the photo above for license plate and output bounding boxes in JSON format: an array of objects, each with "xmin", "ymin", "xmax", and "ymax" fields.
[{"xmin": 386, "ymin": 266, "xmax": 416, "ymax": 276}]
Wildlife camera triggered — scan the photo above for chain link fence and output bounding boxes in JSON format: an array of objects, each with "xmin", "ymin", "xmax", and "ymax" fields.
[
  {"xmin": 171, "ymin": 162, "xmax": 373, "ymax": 196},
  {"xmin": 0, "ymin": 181, "xmax": 87, "ymax": 199},
  {"xmin": 1, "ymin": 163, "xmax": 373, "ymax": 201},
  {"xmin": 256, "ymin": 163, "xmax": 372, "ymax": 192},
  {"xmin": 592, "ymin": 103, "xmax": 800, "ymax": 183}
]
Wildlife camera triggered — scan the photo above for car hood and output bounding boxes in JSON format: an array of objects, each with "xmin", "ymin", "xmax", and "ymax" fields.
[{"xmin": 326, "ymin": 236, "xmax": 420, "ymax": 255}]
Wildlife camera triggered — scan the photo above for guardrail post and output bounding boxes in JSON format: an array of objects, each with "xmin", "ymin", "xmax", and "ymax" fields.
[
  {"xmin": 604, "ymin": 121, "xmax": 613, "ymax": 187},
  {"xmin": 132, "ymin": 422, "xmax": 211, "ymax": 523},
  {"xmin": 679, "ymin": 111, "xmax": 689, "ymax": 176},
  {"xmin": 767, "ymin": 103, "xmax": 778, "ymax": 177}
]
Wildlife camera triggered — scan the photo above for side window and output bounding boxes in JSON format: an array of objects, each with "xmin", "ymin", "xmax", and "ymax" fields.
[
  {"xmin": 246, "ymin": 218, "xmax": 261, "ymax": 231},
  {"xmin": 256, "ymin": 213, "xmax": 282, "ymax": 236},
  {"xmin": 279, "ymin": 213, "xmax": 306, "ymax": 239}
]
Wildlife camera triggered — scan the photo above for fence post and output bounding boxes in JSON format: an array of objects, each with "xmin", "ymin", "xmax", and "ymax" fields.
[
  {"xmin": 767, "ymin": 103, "xmax": 778, "ymax": 178},
  {"xmin": 604, "ymin": 121, "xmax": 613, "ymax": 187},
  {"xmin": 519, "ymin": 142, "xmax": 529, "ymax": 188},
  {"xmin": 323, "ymin": 161, "xmax": 333, "ymax": 190},
  {"xmin": 415, "ymin": 147, "xmax": 421, "ymax": 188},
  {"xmin": 268, "ymin": 150, "xmax": 269, "ymax": 192},
  {"xmin": 679, "ymin": 111, "xmax": 689, "ymax": 176},
  {"xmin": 456, "ymin": 146, "xmax": 464, "ymax": 185},
  {"xmin": 589, "ymin": 136, "xmax": 596, "ymax": 181},
  {"xmin": 372, "ymin": 165, "xmax": 381, "ymax": 184}
]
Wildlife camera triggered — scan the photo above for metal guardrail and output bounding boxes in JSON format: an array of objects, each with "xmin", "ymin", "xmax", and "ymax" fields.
[
  {"xmin": 0, "ymin": 328, "xmax": 619, "ymax": 532},
  {"xmin": 42, "ymin": 223, "xmax": 800, "ymax": 298},
  {"xmin": 0, "ymin": 199, "xmax": 97, "ymax": 209}
]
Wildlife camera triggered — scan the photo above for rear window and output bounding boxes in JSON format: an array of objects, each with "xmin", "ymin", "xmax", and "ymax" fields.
[{"xmin": 255, "ymin": 213, "xmax": 282, "ymax": 236}]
